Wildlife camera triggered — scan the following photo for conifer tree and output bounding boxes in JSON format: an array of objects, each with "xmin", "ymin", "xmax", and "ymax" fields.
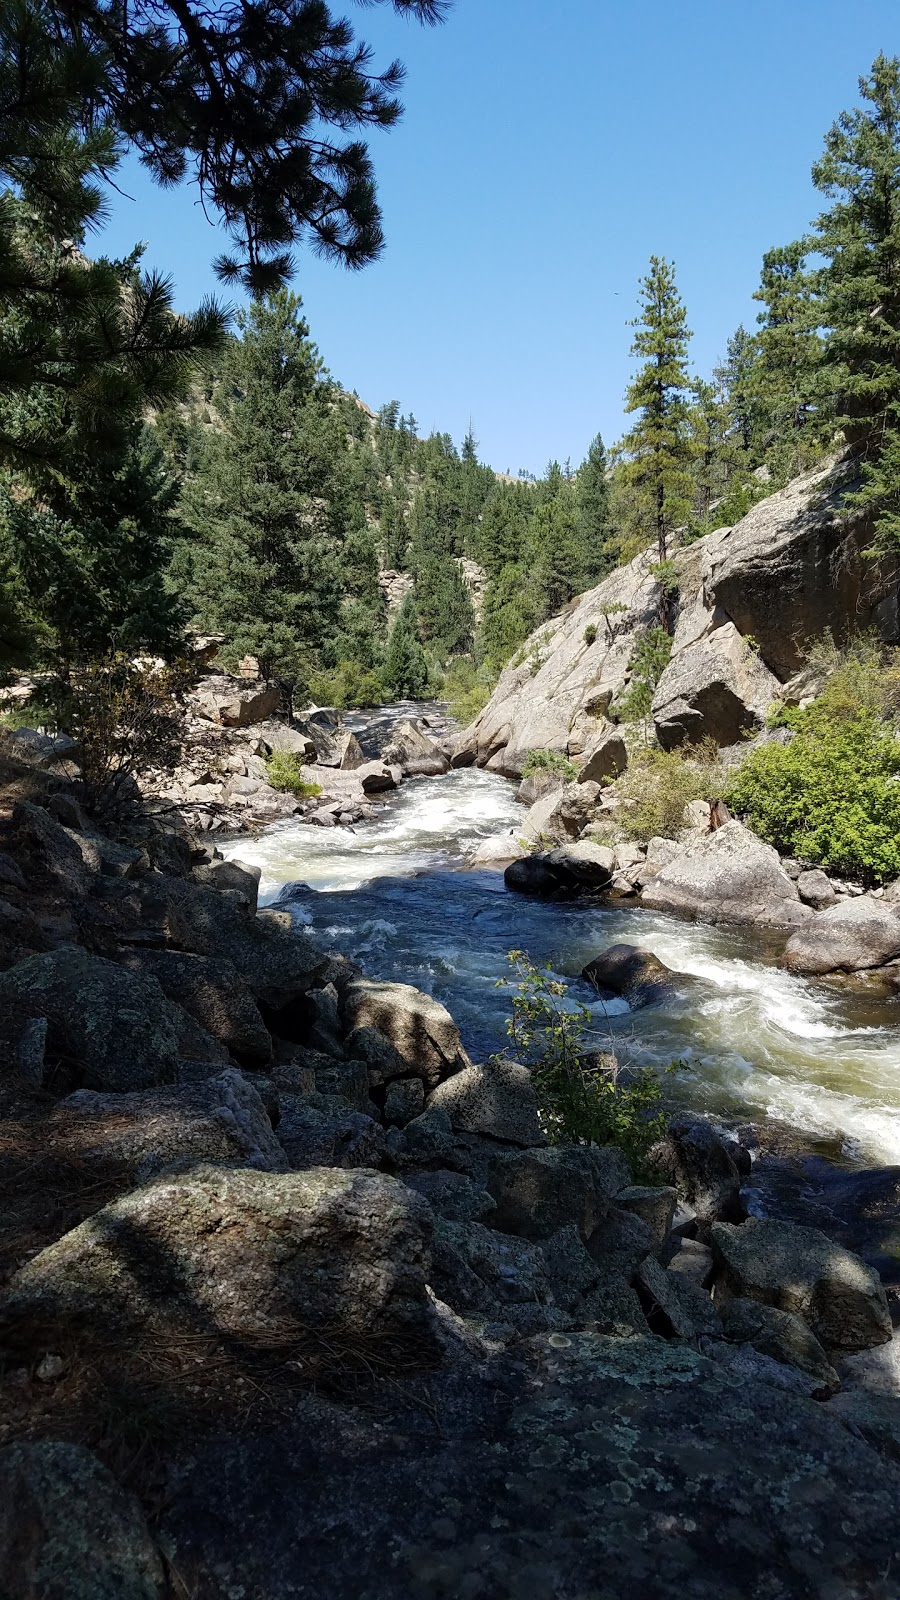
[
  {"xmin": 416, "ymin": 557, "xmax": 474, "ymax": 656},
  {"xmin": 811, "ymin": 53, "xmax": 900, "ymax": 544},
  {"xmin": 383, "ymin": 593, "xmax": 429, "ymax": 698},
  {"xmin": 184, "ymin": 291, "xmax": 341, "ymax": 690},
  {"xmin": 528, "ymin": 487, "xmax": 586, "ymax": 619},
  {"xmin": 576, "ymin": 433, "xmax": 613, "ymax": 578},
  {"xmin": 621, "ymin": 257, "xmax": 693, "ymax": 577},
  {"xmin": 477, "ymin": 484, "xmax": 527, "ymax": 578},
  {"xmin": 751, "ymin": 243, "xmax": 822, "ymax": 467}
]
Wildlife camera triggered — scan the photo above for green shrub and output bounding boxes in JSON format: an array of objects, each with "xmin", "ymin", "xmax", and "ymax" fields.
[
  {"xmin": 309, "ymin": 659, "xmax": 384, "ymax": 711},
  {"xmin": 727, "ymin": 640, "xmax": 900, "ymax": 883},
  {"xmin": 441, "ymin": 656, "xmax": 496, "ymax": 726},
  {"xmin": 614, "ymin": 743, "xmax": 724, "ymax": 843},
  {"xmin": 264, "ymin": 750, "xmax": 322, "ymax": 798},
  {"xmin": 583, "ymin": 623, "xmax": 598, "ymax": 647},
  {"xmin": 496, "ymin": 950, "xmax": 668, "ymax": 1174},
  {"xmin": 614, "ymin": 626, "xmax": 673, "ymax": 742},
  {"xmin": 521, "ymin": 748, "xmax": 578, "ymax": 782}
]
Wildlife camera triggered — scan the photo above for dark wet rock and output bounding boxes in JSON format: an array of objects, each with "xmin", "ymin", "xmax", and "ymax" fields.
[
  {"xmin": 503, "ymin": 854, "xmax": 568, "ymax": 897},
  {"xmin": 616, "ymin": 1184, "xmax": 677, "ymax": 1250},
  {"xmin": 60, "ymin": 1069, "xmax": 287, "ymax": 1181},
  {"xmin": 581, "ymin": 942, "xmax": 677, "ymax": 1008},
  {"xmin": 712, "ymin": 1217, "xmax": 893, "ymax": 1352},
  {"xmin": 120, "ymin": 948, "xmax": 272, "ymax": 1067},
  {"xmin": 342, "ymin": 980, "xmax": 470, "ymax": 1090},
  {"xmin": 784, "ymin": 895, "xmax": 900, "ymax": 974},
  {"xmin": 719, "ymin": 1296, "xmax": 840, "ymax": 1394},
  {"xmin": 648, "ymin": 1114, "xmax": 746, "ymax": 1240},
  {"xmin": 0, "ymin": 946, "xmax": 226, "ymax": 1093},
  {"xmin": 427, "ymin": 1059, "xmax": 544, "ymax": 1147},
  {"xmin": 276, "ymin": 1096, "xmax": 386, "ymax": 1171},
  {"xmin": 0, "ymin": 1164, "xmax": 437, "ymax": 1359},
  {"xmin": 505, "ymin": 841, "xmax": 615, "ymax": 898},
  {"xmin": 0, "ymin": 1440, "xmax": 165, "ymax": 1599},
  {"xmin": 486, "ymin": 1144, "xmax": 626, "ymax": 1240}
]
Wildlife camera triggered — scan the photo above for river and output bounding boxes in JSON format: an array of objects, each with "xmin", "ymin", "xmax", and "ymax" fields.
[{"xmin": 225, "ymin": 738, "xmax": 900, "ymax": 1170}]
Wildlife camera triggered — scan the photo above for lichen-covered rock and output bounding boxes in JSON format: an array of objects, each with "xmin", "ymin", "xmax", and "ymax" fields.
[
  {"xmin": 712, "ymin": 1217, "xmax": 893, "ymax": 1352},
  {"xmin": 60, "ymin": 1069, "xmax": 287, "ymax": 1180},
  {"xmin": 719, "ymin": 1297, "xmax": 840, "ymax": 1394},
  {"xmin": 783, "ymin": 896, "xmax": 900, "ymax": 974},
  {"xmin": 0, "ymin": 1165, "xmax": 437, "ymax": 1357},
  {"xmin": 342, "ymin": 980, "xmax": 470, "ymax": 1089},
  {"xmin": 0, "ymin": 1441, "xmax": 165, "ymax": 1600},
  {"xmin": 616, "ymin": 1184, "xmax": 677, "ymax": 1249},
  {"xmin": 586, "ymin": 1205, "xmax": 655, "ymax": 1280},
  {"xmin": 384, "ymin": 1077, "xmax": 425, "ymax": 1126},
  {"xmin": 635, "ymin": 1254, "xmax": 722, "ymax": 1339},
  {"xmin": 120, "ymin": 949, "xmax": 272, "ymax": 1066},
  {"xmin": 192, "ymin": 856, "xmax": 261, "ymax": 912},
  {"xmin": 427, "ymin": 1059, "xmax": 544, "ymax": 1147},
  {"xmin": 648, "ymin": 1114, "xmax": 746, "ymax": 1239},
  {"xmin": 486, "ymin": 1145, "xmax": 622, "ymax": 1240},
  {"xmin": 0, "ymin": 946, "xmax": 225, "ymax": 1093},
  {"xmin": 275, "ymin": 1096, "xmax": 386, "ymax": 1171},
  {"xmin": 642, "ymin": 820, "xmax": 809, "ymax": 928}
]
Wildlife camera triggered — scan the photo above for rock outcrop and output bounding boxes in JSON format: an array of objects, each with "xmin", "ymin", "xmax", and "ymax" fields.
[
  {"xmin": 458, "ymin": 457, "xmax": 900, "ymax": 775},
  {"xmin": 641, "ymin": 820, "xmax": 810, "ymax": 928}
]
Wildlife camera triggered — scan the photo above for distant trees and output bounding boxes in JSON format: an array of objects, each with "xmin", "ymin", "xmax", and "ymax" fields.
[{"xmin": 383, "ymin": 594, "xmax": 430, "ymax": 698}]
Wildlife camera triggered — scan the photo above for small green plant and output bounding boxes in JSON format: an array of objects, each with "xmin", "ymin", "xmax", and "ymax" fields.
[
  {"xmin": 613, "ymin": 742, "xmax": 726, "ymax": 843},
  {"xmin": 583, "ymin": 623, "xmax": 598, "ymax": 647},
  {"xmin": 442, "ymin": 656, "xmax": 496, "ymax": 726},
  {"xmin": 264, "ymin": 750, "xmax": 322, "ymax": 798},
  {"xmin": 495, "ymin": 951, "xmax": 668, "ymax": 1173},
  {"xmin": 614, "ymin": 625, "xmax": 673, "ymax": 744},
  {"xmin": 522, "ymin": 748, "xmax": 578, "ymax": 782}
]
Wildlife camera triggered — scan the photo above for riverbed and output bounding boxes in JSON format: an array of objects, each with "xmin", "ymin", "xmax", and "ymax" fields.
[{"xmin": 225, "ymin": 757, "xmax": 900, "ymax": 1168}]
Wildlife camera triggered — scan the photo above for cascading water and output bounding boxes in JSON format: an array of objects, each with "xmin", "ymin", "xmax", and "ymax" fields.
[{"xmin": 226, "ymin": 764, "xmax": 900, "ymax": 1166}]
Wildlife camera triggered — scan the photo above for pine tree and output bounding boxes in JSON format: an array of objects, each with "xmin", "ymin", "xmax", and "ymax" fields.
[
  {"xmin": 477, "ymin": 484, "xmax": 527, "ymax": 578},
  {"xmin": 383, "ymin": 594, "xmax": 429, "ymax": 698},
  {"xmin": 621, "ymin": 257, "xmax": 694, "ymax": 578},
  {"xmin": 688, "ymin": 377, "xmax": 728, "ymax": 525},
  {"xmin": 576, "ymin": 433, "xmax": 613, "ymax": 579},
  {"xmin": 416, "ymin": 556, "xmax": 474, "ymax": 656},
  {"xmin": 527, "ymin": 487, "xmax": 586, "ymax": 620},
  {"xmin": 717, "ymin": 325, "xmax": 760, "ymax": 457},
  {"xmin": 184, "ymin": 291, "xmax": 342, "ymax": 691},
  {"xmin": 751, "ymin": 242, "xmax": 822, "ymax": 468},
  {"xmin": 811, "ymin": 54, "xmax": 900, "ymax": 544}
]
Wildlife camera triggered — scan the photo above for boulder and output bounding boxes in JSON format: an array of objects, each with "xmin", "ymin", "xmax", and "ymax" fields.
[
  {"xmin": 581, "ymin": 943, "xmax": 676, "ymax": 1008},
  {"xmin": 254, "ymin": 720, "xmax": 318, "ymax": 761},
  {"xmin": 586, "ymin": 1205, "xmax": 655, "ymax": 1281},
  {"xmin": 338, "ymin": 731, "xmax": 366, "ymax": 770},
  {"xmin": 577, "ymin": 725, "xmax": 627, "ymax": 784},
  {"xmin": 719, "ymin": 1297, "xmax": 840, "ymax": 1395},
  {"xmin": 486, "ymin": 1145, "xmax": 626, "ymax": 1241},
  {"xmin": 192, "ymin": 856, "xmax": 261, "ymax": 913},
  {"xmin": 196, "ymin": 677, "xmax": 280, "ymax": 728},
  {"xmin": 648, "ymin": 1115, "xmax": 746, "ymax": 1240},
  {"xmin": 59, "ymin": 1069, "xmax": 288, "ymax": 1181},
  {"xmin": 275, "ymin": 1097, "xmax": 385, "ymax": 1171},
  {"xmin": 448, "ymin": 1220, "xmax": 551, "ymax": 1308},
  {"xmin": 0, "ymin": 1441, "xmax": 166, "ymax": 1600},
  {"xmin": 665, "ymin": 1236, "xmax": 715, "ymax": 1289},
  {"xmin": 635, "ymin": 1255, "xmax": 722, "ymax": 1339},
  {"xmin": 427, "ymin": 1059, "xmax": 544, "ymax": 1147},
  {"xmin": 505, "ymin": 842, "xmax": 615, "ymax": 899},
  {"xmin": 537, "ymin": 1223, "xmax": 604, "ymax": 1310},
  {"xmin": 383, "ymin": 1076, "xmax": 425, "ymax": 1126},
  {"xmin": 642, "ymin": 820, "xmax": 809, "ymax": 928},
  {"xmin": 0, "ymin": 1164, "xmax": 437, "ymax": 1358},
  {"xmin": 783, "ymin": 896, "xmax": 900, "ymax": 974},
  {"xmin": 357, "ymin": 761, "xmax": 399, "ymax": 794},
  {"xmin": 515, "ymin": 771, "xmax": 565, "ymax": 806},
  {"xmin": 120, "ymin": 949, "xmax": 272, "ymax": 1066},
  {"xmin": 383, "ymin": 719, "xmax": 450, "ymax": 777},
  {"xmin": 0, "ymin": 946, "xmax": 226, "ymax": 1093},
  {"xmin": 342, "ymin": 980, "xmax": 470, "ymax": 1089},
  {"xmin": 652, "ymin": 621, "xmax": 782, "ymax": 749},
  {"xmin": 616, "ymin": 1184, "xmax": 678, "ymax": 1249},
  {"xmin": 711, "ymin": 1218, "xmax": 893, "ymax": 1352},
  {"xmin": 521, "ymin": 781, "xmax": 601, "ymax": 843},
  {"xmin": 504, "ymin": 854, "xmax": 570, "ymax": 898},
  {"xmin": 796, "ymin": 868, "xmax": 837, "ymax": 911},
  {"xmin": 468, "ymin": 832, "xmax": 528, "ymax": 869}
]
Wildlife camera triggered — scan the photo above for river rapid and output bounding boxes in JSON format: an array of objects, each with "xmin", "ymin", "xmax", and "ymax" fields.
[{"xmin": 226, "ymin": 721, "xmax": 900, "ymax": 1171}]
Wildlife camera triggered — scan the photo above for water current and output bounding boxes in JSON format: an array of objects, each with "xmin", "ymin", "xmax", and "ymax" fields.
[{"xmin": 226, "ymin": 716, "xmax": 900, "ymax": 1168}]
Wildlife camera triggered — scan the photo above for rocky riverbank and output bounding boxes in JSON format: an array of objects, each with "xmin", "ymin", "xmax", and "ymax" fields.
[{"xmin": 0, "ymin": 736, "xmax": 898, "ymax": 1597}]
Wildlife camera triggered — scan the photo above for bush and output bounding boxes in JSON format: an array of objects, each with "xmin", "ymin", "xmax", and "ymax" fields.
[
  {"xmin": 521, "ymin": 748, "xmax": 579, "ymax": 782},
  {"xmin": 614, "ymin": 626, "xmax": 673, "ymax": 741},
  {"xmin": 727, "ymin": 641, "xmax": 900, "ymax": 883},
  {"xmin": 496, "ymin": 951, "xmax": 668, "ymax": 1174},
  {"xmin": 309, "ymin": 659, "xmax": 384, "ymax": 711},
  {"xmin": 44, "ymin": 656, "xmax": 191, "ymax": 821},
  {"xmin": 264, "ymin": 750, "xmax": 323, "ymax": 798},
  {"xmin": 441, "ymin": 655, "xmax": 496, "ymax": 726},
  {"xmin": 583, "ymin": 624, "xmax": 597, "ymax": 647},
  {"xmin": 613, "ymin": 743, "xmax": 725, "ymax": 843}
]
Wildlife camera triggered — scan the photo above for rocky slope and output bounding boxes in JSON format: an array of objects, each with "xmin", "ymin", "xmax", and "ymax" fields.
[
  {"xmin": 455, "ymin": 456, "xmax": 900, "ymax": 776},
  {"xmin": 0, "ymin": 742, "xmax": 898, "ymax": 1596}
]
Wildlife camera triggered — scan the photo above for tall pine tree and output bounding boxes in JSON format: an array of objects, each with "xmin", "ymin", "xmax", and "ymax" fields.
[{"xmin": 621, "ymin": 257, "xmax": 693, "ymax": 581}]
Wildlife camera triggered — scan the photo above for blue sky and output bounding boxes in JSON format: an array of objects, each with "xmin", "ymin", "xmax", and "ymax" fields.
[{"xmin": 96, "ymin": 0, "xmax": 898, "ymax": 474}]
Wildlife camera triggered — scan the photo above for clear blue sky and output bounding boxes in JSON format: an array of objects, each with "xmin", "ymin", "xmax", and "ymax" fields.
[{"xmin": 96, "ymin": 0, "xmax": 898, "ymax": 474}]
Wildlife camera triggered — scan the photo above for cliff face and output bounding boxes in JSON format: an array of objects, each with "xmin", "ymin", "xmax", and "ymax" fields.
[{"xmin": 455, "ymin": 458, "xmax": 900, "ymax": 778}]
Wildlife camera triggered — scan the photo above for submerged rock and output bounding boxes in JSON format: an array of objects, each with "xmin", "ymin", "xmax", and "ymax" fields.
[{"xmin": 581, "ymin": 942, "xmax": 677, "ymax": 1007}]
